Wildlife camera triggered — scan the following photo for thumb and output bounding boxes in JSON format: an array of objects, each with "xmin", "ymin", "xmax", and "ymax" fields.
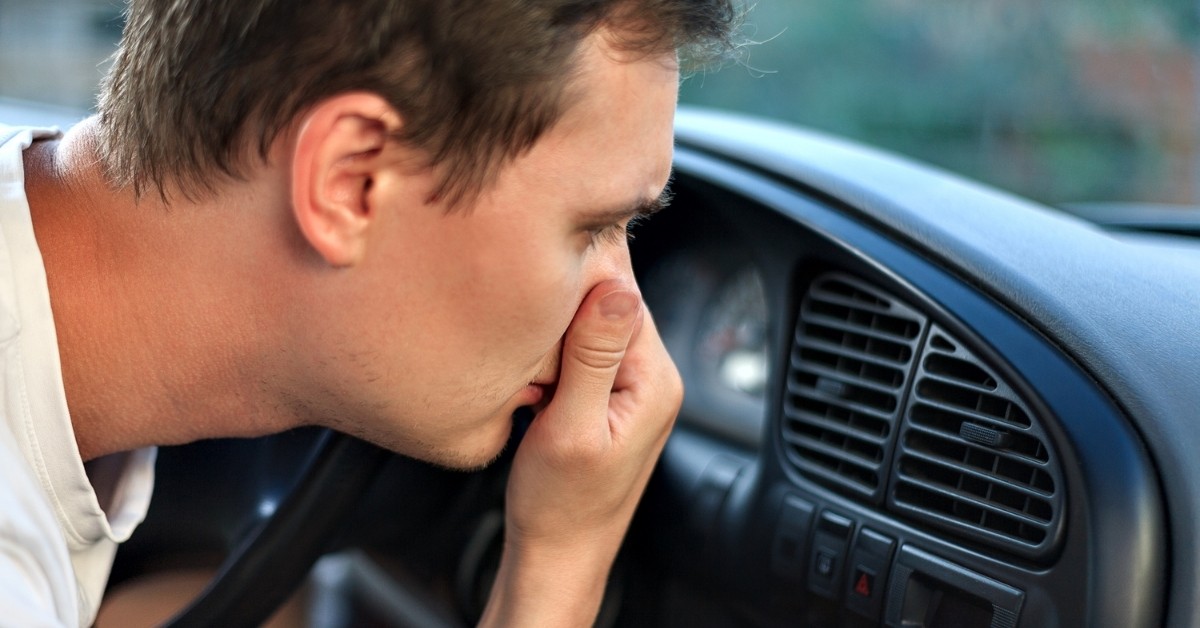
[{"xmin": 548, "ymin": 284, "xmax": 643, "ymax": 423}]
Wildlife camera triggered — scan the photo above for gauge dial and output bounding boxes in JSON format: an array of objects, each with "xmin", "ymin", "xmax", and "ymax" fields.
[{"xmin": 698, "ymin": 266, "xmax": 769, "ymax": 399}]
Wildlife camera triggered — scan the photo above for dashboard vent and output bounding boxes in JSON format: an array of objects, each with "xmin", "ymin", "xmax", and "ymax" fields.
[
  {"xmin": 889, "ymin": 326, "xmax": 1065, "ymax": 559},
  {"xmin": 781, "ymin": 274, "xmax": 926, "ymax": 503}
]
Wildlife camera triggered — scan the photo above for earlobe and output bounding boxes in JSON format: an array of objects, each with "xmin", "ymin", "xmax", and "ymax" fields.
[{"xmin": 290, "ymin": 93, "xmax": 401, "ymax": 268}]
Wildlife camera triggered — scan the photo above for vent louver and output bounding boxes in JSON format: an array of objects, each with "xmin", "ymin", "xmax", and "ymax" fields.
[
  {"xmin": 889, "ymin": 327, "xmax": 1065, "ymax": 559},
  {"xmin": 781, "ymin": 274, "xmax": 926, "ymax": 503}
]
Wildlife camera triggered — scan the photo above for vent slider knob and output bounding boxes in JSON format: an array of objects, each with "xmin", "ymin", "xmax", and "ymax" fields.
[
  {"xmin": 959, "ymin": 422, "xmax": 1013, "ymax": 449},
  {"xmin": 815, "ymin": 377, "xmax": 849, "ymax": 398}
]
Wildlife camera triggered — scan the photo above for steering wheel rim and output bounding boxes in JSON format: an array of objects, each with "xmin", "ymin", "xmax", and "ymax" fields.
[{"xmin": 162, "ymin": 430, "xmax": 392, "ymax": 628}]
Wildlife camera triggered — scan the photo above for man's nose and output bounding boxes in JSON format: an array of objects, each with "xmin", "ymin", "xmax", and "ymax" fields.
[{"xmin": 594, "ymin": 239, "xmax": 636, "ymax": 286}]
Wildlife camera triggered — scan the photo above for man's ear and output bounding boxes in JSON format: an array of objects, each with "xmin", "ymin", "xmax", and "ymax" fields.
[{"xmin": 290, "ymin": 93, "xmax": 402, "ymax": 267}]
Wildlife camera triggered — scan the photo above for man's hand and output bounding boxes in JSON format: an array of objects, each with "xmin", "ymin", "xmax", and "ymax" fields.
[{"xmin": 479, "ymin": 280, "xmax": 683, "ymax": 626}]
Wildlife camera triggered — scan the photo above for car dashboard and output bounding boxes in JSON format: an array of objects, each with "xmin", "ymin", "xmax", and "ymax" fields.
[
  {"xmin": 111, "ymin": 108, "xmax": 1200, "ymax": 628},
  {"xmin": 625, "ymin": 109, "xmax": 1171, "ymax": 628}
]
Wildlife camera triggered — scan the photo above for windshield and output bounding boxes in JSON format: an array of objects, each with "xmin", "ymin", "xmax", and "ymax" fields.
[
  {"xmin": 2, "ymin": 0, "xmax": 1197, "ymax": 207},
  {"xmin": 679, "ymin": 0, "xmax": 1200, "ymax": 207}
]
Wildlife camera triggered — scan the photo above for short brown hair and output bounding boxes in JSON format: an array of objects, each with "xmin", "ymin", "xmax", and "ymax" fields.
[{"xmin": 97, "ymin": 0, "xmax": 738, "ymax": 205}]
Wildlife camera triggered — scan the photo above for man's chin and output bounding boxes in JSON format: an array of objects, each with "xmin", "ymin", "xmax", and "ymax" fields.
[
  {"xmin": 430, "ymin": 446, "xmax": 506, "ymax": 473},
  {"xmin": 398, "ymin": 416, "xmax": 515, "ymax": 472},
  {"xmin": 334, "ymin": 404, "xmax": 520, "ymax": 471}
]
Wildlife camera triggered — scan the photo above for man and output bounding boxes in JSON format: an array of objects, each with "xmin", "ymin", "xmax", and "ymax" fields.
[{"xmin": 0, "ymin": 0, "xmax": 736, "ymax": 625}]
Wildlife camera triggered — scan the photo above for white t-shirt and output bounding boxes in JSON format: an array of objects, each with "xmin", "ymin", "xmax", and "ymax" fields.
[{"xmin": 0, "ymin": 125, "xmax": 155, "ymax": 627}]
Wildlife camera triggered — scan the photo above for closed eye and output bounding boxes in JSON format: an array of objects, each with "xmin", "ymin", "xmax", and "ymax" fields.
[
  {"xmin": 581, "ymin": 185, "xmax": 671, "ymax": 249},
  {"xmin": 586, "ymin": 221, "xmax": 629, "ymax": 248},
  {"xmin": 587, "ymin": 214, "xmax": 647, "ymax": 248}
]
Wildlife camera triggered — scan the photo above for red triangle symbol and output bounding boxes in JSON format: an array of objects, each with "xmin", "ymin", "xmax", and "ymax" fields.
[{"xmin": 855, "ymin": 573, "xmax": 872, "ymax": 597}]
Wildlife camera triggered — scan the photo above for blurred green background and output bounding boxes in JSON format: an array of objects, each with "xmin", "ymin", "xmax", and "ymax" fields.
[
  {"xmin": 680, "ymin": 0, "xmax": 1200, "ymax": 206},
  {"xmin": 2, "ymin": 0, "xmax": 1198, "ymax": 207}
]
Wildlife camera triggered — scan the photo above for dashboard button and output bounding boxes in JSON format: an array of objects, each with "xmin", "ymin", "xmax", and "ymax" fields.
[
  {"xmin": 846, "ymin": 527, "xmax": 896, "ymax": 621},
  {"xmin": 807, "ymin": 510, "xmax": 854, "ymax": 599},
  {"xmin": 771, "ymin": 495, "xmax": 814, "ymax": 579},
  {"xmin": 816, "ymin": 549, "xmax": 836, "ymax": 577},
  {"xmin": 852, "ymin": 567, "xmax": 875, "ymax": 598}
]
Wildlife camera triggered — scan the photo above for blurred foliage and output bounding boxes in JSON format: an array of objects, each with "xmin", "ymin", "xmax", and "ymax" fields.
[
  {"xmin": 2, "ymin": 0, "xmax": 1198, "ymax": 205},
  {"xmin": 682, "ymin": 0, "xmax": 1200, "ymax": 205}
]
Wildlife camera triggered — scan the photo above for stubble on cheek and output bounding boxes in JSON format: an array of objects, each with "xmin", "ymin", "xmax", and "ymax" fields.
[{"xmin": 531, "ymin": 339, "xmax": 564, "ymax": 386}]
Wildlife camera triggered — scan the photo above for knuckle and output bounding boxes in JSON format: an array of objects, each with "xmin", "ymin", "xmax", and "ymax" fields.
[
  {"xmin": 664, "ymin": 366, "xmax": 684, "ymax": 410},
  {"xmin": 544, "ymin": 431, "xmax": 610, "ymax": 469}
]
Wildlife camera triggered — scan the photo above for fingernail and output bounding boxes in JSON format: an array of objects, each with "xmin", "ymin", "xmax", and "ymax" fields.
[{"xmin": 599, "ymin": 291, "xmax": 639, "ymax": 321}]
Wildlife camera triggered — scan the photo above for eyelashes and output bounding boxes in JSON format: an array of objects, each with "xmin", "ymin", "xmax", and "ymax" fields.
[
  {"xmin": 587, "ymin": 215, "xmax": 644, "ymax": 248},
  {"xmin": 588, "ymin": 223, "xmax": 627, "ymax": 247}
]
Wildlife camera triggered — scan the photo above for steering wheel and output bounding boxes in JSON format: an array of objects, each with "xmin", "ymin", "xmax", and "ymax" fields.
[{"xmin": 161, "ymin": 431, "xmax": 392, "ymax": 627}]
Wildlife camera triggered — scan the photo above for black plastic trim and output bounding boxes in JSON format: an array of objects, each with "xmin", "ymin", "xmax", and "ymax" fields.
[{"xmin": 661, "ymin": 146, "xmax": 1164, "ymax": 627}]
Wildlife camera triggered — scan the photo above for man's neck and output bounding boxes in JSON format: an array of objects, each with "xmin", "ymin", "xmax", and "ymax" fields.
[{"xmin": 22, "ymin": 118, "xmax": 300, "ymax": 460}]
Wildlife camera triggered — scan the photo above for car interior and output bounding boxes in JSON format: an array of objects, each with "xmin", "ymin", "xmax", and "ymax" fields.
[
  {"xmin": 3, "ymin": 1, "xmax": 1200, "ymax": 627},
  {"xmin": 92, "ymin": 107, "xmax": 1195, "ymax": 628}
]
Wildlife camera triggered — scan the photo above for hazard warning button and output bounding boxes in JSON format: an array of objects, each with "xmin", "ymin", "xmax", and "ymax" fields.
[
  {"xmin": 853, "ymin": 568, "xmax": 875, "ymax": 598},
  {"xmin": 845, "ymin": 528, "xmax": 894, "ymax": 621}
]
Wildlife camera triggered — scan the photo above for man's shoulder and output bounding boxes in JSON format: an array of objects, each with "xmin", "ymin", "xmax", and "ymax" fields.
[
  {"xmin": 0, "ymin": 422, "xmax": 79, "ymax": 626},
  {"xmin": 0, "ymin": 123, "xmax": 61, "ymax": 152}
]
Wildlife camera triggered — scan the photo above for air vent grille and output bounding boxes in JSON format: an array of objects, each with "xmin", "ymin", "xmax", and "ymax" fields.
[
  {"xmin": 781, "ymin": 274, "xmax": 926, "ymax": 503},
  {"xmin": 889, "ymin": 327, "xmax": 1064, "ymax": 558}
]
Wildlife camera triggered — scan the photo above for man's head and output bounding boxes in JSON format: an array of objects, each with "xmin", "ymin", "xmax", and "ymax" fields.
[
  {"xmin": 84, "ymin": 0, "xmax": 737, "ymax": 467},
  {"xmin": 97, "ymin": 0, "xmax": 736, "ymax": 204}
]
